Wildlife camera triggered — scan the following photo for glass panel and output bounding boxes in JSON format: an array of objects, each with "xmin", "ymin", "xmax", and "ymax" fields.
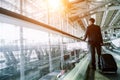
[
  {"xmin": 0, "ymin": 22, "xmax": 20, "ymax": 80},
  {"xmin": 23, "ymin": 27, "xmax": 50, "ymax": 79},
  {"xmin": 0, "ymin": 19, "xmax": 87, "ymax": 80},
  {"xmin": 0, "ymin": 1, "xmax": 86, "ymax": 79}
]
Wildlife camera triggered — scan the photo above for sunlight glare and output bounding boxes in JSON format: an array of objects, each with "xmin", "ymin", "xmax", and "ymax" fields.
[
  {"xmin": 48, "ymin": 0, "xmax": 61, "ymax": 10},
  {"xmin": 69, "ymin": 0, "xmax": 75, "ymax": 2}
]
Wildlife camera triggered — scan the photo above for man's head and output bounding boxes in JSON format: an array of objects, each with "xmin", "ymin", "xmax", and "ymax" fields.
[{"xmin": 89, "ymin": 18, "xmax": 95, "ymax": 25}]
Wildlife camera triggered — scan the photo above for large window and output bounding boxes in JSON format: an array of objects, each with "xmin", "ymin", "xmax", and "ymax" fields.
[
  {"xmin": 0, "ymin": 0, "xmax": 86, "ymax": 80},
  {"xmin": 0, "ymin": 20, "xmax": 84, "ymax": 80}
]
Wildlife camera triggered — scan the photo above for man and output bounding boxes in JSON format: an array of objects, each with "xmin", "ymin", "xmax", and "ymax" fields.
[{"xmin": 83, "ymin": 18, "xmax": 103, "ymax": 70}]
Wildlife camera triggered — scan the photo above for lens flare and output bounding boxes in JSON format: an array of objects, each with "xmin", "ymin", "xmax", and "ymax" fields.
[{"xmin": 48, "ymin": 0, "xmax": 61, "ymax": 10}]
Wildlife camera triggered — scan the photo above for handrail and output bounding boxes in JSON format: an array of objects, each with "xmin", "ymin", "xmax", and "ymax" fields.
[{"xmin": 0, "ymin": 7, "xmax": 82, "ymax": 41}]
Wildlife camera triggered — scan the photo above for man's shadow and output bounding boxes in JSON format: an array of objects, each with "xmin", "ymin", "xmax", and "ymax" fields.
[
  {"xmin": 88, "ymin": 68, "xmax": 95, "ymax": 80},
  {"xmin": 85, "ymin": 65, "xmax": 95, "ymax": 80}
]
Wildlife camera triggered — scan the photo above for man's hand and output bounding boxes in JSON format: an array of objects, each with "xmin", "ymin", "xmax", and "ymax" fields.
[
  {"xmin": 100, "ymin": 43, "xmax": 104, "ymax": 46},
  {"xmin": 80, "ymin": 36, "xmax": 85, "ymax": 41},
  {"xmin": 83, "ymin": 39, "xmax": 85, "ymax": 41}
]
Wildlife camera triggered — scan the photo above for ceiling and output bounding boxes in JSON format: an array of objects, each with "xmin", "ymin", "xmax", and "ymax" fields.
[{"xmin": 67, "ymin": 0, "xmax": 120, "ymax": 31}]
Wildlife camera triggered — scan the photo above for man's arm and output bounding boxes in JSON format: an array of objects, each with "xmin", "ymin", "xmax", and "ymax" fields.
[
  {"xmin": 83, "ymin": 34, "xmax": 87, "ymax": 41},
  {"xmin": 83, "ymin": 28, "xmax": 88, "ymax": 41}
]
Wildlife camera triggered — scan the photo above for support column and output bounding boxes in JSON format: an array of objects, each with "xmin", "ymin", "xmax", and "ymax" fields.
[
  {"xmin": 20, "ymin": 26, "xmax": 25, "ymax": 80},
  {"xmin": 48, "ymin": 33, "xmax": 53, "ymax": 72},
  {"xmin": 60, "ymin": 37, "xmax": 64, "ymax": 69},
  {"xmin": 20, "ymin": 0, "xmax": 25, "ymax": 80}
]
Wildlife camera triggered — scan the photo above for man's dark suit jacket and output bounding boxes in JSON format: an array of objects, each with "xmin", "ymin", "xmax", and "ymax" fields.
[{"xmin": 84, "ymin": 24, "xmax": 103, "ymax": 45}]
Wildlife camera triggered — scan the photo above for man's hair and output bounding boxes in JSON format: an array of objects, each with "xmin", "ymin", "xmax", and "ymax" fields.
[{"xmin": 89, "ymin": 18, "xmax": 95, "ymax": 23}]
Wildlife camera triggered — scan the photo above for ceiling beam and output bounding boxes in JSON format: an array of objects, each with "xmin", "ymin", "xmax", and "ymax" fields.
[
  {"xmin": 69, "ymin": 5, "xmax": 120, "ymax": 21},
  {"xmin": 96, "ymin": 6, "xmax": 120, "ymax": 12},
  {"xmin": 81, "ymin": 18, "xmax": 88, "ymax": 28},
  {"xmin": 77, "ymin": 19, "xmax": 86, "ymax": 31},
  {"xmin": 100, "ymin": 10, "xmax": 109, "ymax": 27},
  {"xmin": 69, "ymin": 1, "xmax": 114, "ymax": 17},
  {"xmin": 109, "ymin": 10, "xmax": 120, "ymax": 26},
  {"xmin": 70, "ymin": 6, "xmax": 120, "ymax": 17}
]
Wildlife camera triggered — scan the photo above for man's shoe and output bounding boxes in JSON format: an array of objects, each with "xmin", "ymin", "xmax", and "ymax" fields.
[
  {"xmin": 91, "ymin": 66, "xmax": 96, "ymax": 70},
  {"xmin": 98, "ymin": 64, "xmax": 101, "ymax": 70}
]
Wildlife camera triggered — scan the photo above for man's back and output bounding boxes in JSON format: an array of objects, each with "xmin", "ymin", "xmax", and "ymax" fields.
[{"xmin": 86, "ymin": 24, "xmax": 103, "ymax": 44}]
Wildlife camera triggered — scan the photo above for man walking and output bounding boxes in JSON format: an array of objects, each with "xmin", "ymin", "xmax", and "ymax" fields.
[{"xmin": 83, "ymin": 18, "xmax": 103, "ymax": 70}]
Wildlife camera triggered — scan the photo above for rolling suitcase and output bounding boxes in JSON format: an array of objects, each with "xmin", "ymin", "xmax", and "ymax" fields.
[{"xmin": 100, "ymin": 54, "xmax": 117, "ymax": 73}]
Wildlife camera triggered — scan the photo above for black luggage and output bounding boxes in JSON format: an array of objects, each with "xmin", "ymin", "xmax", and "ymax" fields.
[{"xmin": 100, "ymin": 54, "xmax": 117, "ymax": 73}]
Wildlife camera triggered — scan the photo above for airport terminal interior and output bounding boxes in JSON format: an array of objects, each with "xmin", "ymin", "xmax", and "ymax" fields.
[{"xmin": 0, "ymin": 0, "xmax": 120, "ymax": 80}]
